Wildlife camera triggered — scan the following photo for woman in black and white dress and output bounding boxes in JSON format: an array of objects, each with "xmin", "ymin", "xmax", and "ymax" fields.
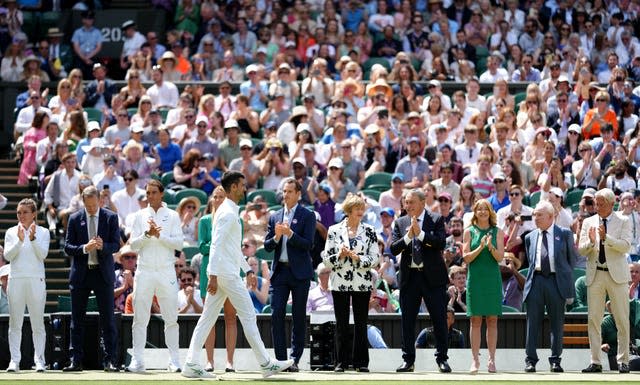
[{"xmin": 323, "ymin": 193, "xmax": 379, "ymax": 372}]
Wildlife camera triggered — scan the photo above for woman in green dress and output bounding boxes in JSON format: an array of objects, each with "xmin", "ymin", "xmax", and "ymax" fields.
[
  {"xmin": 462, "ymin": 199, "xmax": 504, "ymax": 374},
  {"xmin": 198, "ymin": 186, "xmax": 238, "ymax": 372}
]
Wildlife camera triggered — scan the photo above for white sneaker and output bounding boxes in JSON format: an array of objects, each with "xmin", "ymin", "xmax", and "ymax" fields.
[
  {"xmin": 125, "ymin": 360, "xmax": 145, "ymax": 373},
  {"xmin": 167, "ymin": 362, "xmax": 181, "ymax": 373},
  {"xmin": 6, "ymin": 361, "xmax": 19, "ymax": 373},
  {"xmin": 35, "ymin": 361, "xmax": 46, "ymax": 372},
  {"xmin": 261, "ymin": 358, "xmax": 294, "ymax": 378},
  {"xmin": 181, "ymin": 362, "xmax": 216, "ymax": 379}
]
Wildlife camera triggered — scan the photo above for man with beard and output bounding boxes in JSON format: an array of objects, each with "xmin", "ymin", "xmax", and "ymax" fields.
[
  {"xmin": 444, "ymin": 217, "xmax": 464, "ymax": 268},
  {"xmin": 500, "ymin": 252, "xmax": 525, "ymax": 311}
]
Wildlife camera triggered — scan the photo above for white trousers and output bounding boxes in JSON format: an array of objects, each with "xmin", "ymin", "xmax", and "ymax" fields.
[
  {"xmin": 185, "ymin": 275, "xmax": 269, "ymax": 366},
  {"xmin": 131, "ymin": 269, "xmax": 179, "ymax": 365},
  {"xmin": 8, "ymin": 277, "xmax": 46, "ymax": 365},
  {"xmin": 587, "ymin": 269, "xmax": 630, "ymax": 364}
]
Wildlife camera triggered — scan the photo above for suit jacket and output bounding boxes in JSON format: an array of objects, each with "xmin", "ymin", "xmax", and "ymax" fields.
[
  {"xmin": 83, "ymin": 78, "xmax": 118, "ymax": 108},
  {"xmin": 390, "ymin": 210, "xmax": 448, "ymax": 288},
  {"xmin": 322, "ymin": 220, "xmax": 379, "ymax": 292},
  {"xmin": 264, "ymin": 204, "xmax": 315, "ymax": 281},
  {"xmin": 64, "ymin": 208, "xmax": 120, "ymax": 288},
  {"xmin": 523, "ymin": 225, "xmax": 577, "ymax": 301},
  {"xmin": 578, "ymin": 212, "xmax": 632, "ymax": 285}
]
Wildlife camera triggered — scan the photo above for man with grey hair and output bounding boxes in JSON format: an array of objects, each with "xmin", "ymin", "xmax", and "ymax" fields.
[
  {"xmin": 523, "ymin": 201, "xmax": 577, "ymax": 373},
  {"xmin": 64, "ymin": 186, "xmax": 120, "ymax": 372},
  {"xmin": 391, "ymin": 188, "xmax": 451, "ymax": 373},
  {"xmin": 306, "ymin": 262, "xmax": 333, "ymax": 313},
  {"xmin": 579, "ymin": 188, "xmax": 633, "ymax": 373}
]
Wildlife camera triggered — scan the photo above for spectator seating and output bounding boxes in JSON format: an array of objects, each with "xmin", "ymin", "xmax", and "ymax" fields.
[
  {"xmin": 247, "ymin": 189, "xmax": 278, "ymax": 206},
  {"xmin": 163, "ymin": 189, "xmax": 176, "ymax": 205},
  {"xmin": 161, "ymin": 171, "xmax": 175, "ymax": 186},
  {"xmin": 364, "ymin": 172, "xmax": 392, "ymax": 191},
  {"xmin": 565, "ymin": 189, "xmax": 585, "ymax": 208},
  {"xmin": 528, "ymin": 191, "xmax": 541, "ymax": 208},
  {"xmin": 362, "ymin": 189, "xmax": 381, "ymax": 201},
  {"xmin": 175, "ymin": 188, "xmax": 208, "ymax": 205},
  {"xmin": 502, "ymin": 305, "xmax": 520, "ymax": 313},
  {"xmin": 84, "ymin": 107, "xmax": 103, "ymax": 123},
  {"xmin": 58, "ymin": 295, "xmax": 99, "ymax": 312},
  {"xmin": 563, "ymin": 323, "xmax": 589, "ymax": 347},
  {"xmin": 183, "ymin": 246, "xmax": 200, "ymax": 263},
  {"xmin": 256, "ymin": 247, "xmax": 274, "ymax": 262}
]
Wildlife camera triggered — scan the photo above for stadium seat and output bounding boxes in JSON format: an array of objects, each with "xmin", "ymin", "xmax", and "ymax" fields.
[
  {"xmin": 262, "ymin": 304, "xmax": 272, "ymax": 314},
  {"xmin": 183, "ymin": 246, "xmax": 200, "ymax": 262},
  {"xmin": 58, "ymin": 295, "xmax": 98, "ymax": 312},
  {"xmin": 84, "ymin": 107, "xmax": 103, "ymax": 123},
  {"xmin": 572, "ymin": 268, "xmax": 586, "ymax": 283},
  {"xmin": 565, "ymin": 189, "xmax": 584, "ymax": 207},
  {"xmin": 364, "ymin": 172, "xmax": 392, "ymax": 190},
  {"xmin": 363, "ymin": 57, "xmax": 391, "ymax": 74},
  {"xmin": 513, "ymin": 92, "xmax": 527, "ymax": 106},
  {"xmin": 127, "ymin": 107, "xmax": 138, "ymax": 116},
  {"xmin": 161, "ymin": 171, "xmax": 174, "ymax": 186},
  {"xmin": 247, "ymin": 189, "xmax": 278, "ymax": 206},
  {"xmin": 159, "ymin": 108, "xmax": 170, "ymax": 122},
  {"xmin": 175, "ymin": 188, "xmax": 208, "ymax": 205},
  {"xmin": 362, "ymin": 189, "xmax": 381, "ymax": 201},
  {"xmin": 528, "ymin": 191, "xmax": 541, "ymax": 207},
  {"xmin": 163, "ymin": 189, "xmax": 176, "ymax": 205},
  {"xmin": 502, "ymin": 305, "xmax": 521, "ymax": 313},
  {"xmin": 256, "ymin": 247, "xmax": 274, "ymax": 261}
]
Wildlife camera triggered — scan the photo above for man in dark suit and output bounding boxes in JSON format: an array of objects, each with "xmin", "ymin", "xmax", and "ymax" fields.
[
  {"xmin": 523, "ymin": 201, "xmax": 577, "ymax": 373},
  {"xmin": 83, "ymin": 63, "xmax": 117, "ymax": 109},
  {"xmin": 264, "ymin": 177, "xmax": 315, "ymax": 372},
  {"xmin": 63, "ymin": 186, "xmax": 120, "ymax": 372},
  {"xmin": 391, "ymin": 189, "xmax": 451, "ymax": 373}
]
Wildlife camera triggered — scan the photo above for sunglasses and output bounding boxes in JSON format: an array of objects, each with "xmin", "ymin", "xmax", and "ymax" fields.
[
  {"xmin": 241, "ymin": 146, "xmax": 252, "ymax": 151},
  {"xmin": 118, "ymin": 114, "xmax": 128, "ymax": 117},
  {"xmin": 124, "ymin": 177, "xmax": 135, "ymax": 182},
  {"xmin": 509, "ymin": 192, "xmax": 521, "ymax": 197},
  {"xmin": 579, "ymin": 149, "xmax": 589, "ymax": 153},
  {"xmin": 129, "ymin": 75, "xmax": 139, "ymax": 79},
  {"xmin": 494, "ymin": 180, "xmax": 505, "ymax": 184},
  {"xmin": 175, "ymin": 264, "xmax": 185, "ymax": 268},
  {"xmin": 186, "ymin": 205, "xmax": 196, "ymax": 209},
  {"xmin": 596, "ymin": 99, "xmax": 607, "ymax": 102},
  {"xmin": 197, "ymin": 123, "xmax": 207, "ymax": 128},
  {"xmin": 568, "ymin": 131, "xmax": 579, "ymax": 135},
  {"xmin": 329, "ymin": 167, "xmax": 339, "ymax": 171},
  {"xmin": 123, "ymin": 254, "xmax": 136, "ymax": 260},
  {"xmin": 61, "ymin": 85, "xmax": 71, "ymax": 89},
  {"xmin": 180, "ymin": 278, "xmax": 193, "ymax": 283},
  {"xmin": 242, "ymin": 243, "xmax": 251, "ymax": 248},
  {"xmin": 437, "ymin": 198, "xmax": 450, "ymax": 203}
]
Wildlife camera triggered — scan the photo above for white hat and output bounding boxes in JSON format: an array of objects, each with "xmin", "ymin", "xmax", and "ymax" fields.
[
  {"xmin": 256, "ymin": 47, "xmax": 268, "ymax": 55},
  {"xmin": 296, "ymin": 123, "xmax": 311, "ymax": 134},
  {"xmin": 568, "ymin": 124, "xmax": 581, "ymax": 134},
  {"xmin": 245, "ymin": 64, "xmax": 258, "ymax": 74},
  {"xmin": 131, "ymin": 125, "xmax": 144, "ymax": 133},
  {"xmin": 239, "ymin": 138, "xmax": 253, "ymax": 148},
  {"xmin": 81, "ymin": 137, "xmax": 107, "ymax": 153},
  {"xmin": 196, "ymin": 116, "xmax": 209, "ymax": 126},
  {"xmin": 550, "ymin": 187, "xmax": 564, "ymax": 198},
  {"xmin": 292, "ymin": 157, "xmax": 306, "ymax": 167},
  {"xmin": 224, "ymin": 119, "xmax": 239, "ymax": 129},
  {"xmin": 365, "ymin": 124, "xmax": 380, "ymax": 135},
  {"xmin": 328, "ymin": 157, "xmax": 344, "ymax": 169},
  {"xmin": 87, "ymin": 121, "xmax": 101, "ymax": 132}
]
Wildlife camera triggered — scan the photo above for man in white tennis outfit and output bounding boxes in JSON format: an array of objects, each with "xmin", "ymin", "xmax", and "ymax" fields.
[
  {"xmin": 128, "ymin": 179, "xmax": 183, "ymax": 373},
  {"xmin": 182, "ymin": 171, "xmax": 293, "ymax": 379},
  {"xmin": 4, "ymin": 198, "xmax": 50, "ymax": 372}
]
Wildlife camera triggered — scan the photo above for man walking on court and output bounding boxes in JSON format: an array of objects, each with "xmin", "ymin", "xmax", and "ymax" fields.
[{"xmin": 182, "ymin": 171, "xmax": 293, "ymax": 379}]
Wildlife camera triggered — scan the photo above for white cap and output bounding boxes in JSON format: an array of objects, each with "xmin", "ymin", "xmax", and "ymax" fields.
[
  {"xmin": 328, "ymin": 157, "xmax": 344, "ymax": 169},
  {"xmin": 550, "ymin": 187, "xmax": 564, "ymax": 198},
  {"xmin": 296, "ymin": 123, "xmax": 311, "ymax": 133},
  {"xmin": 292, "ymin": 157, "xmax": 306, "ymax": 167},
  {"xmin": 131, "ymin": 125, "xmax": 144, "ymax": 133},
  {"xmin": 87, "ymin": 121, "xmax": 101, "ymax": 132},
  {"xmin": 239, "ymin": 138, "xmax": 253, "ymax": 148},
  {"xmin": 365, "ymin": 124, "xmax": 380, "ymax": 135},
  {"xmin": 245, "ymin": 64, "xmax": 258, "ymax": 74},
  {"xmin": 196, "ymin": 116, "xmax": 209, "ymax": 126},
  {"xmin": 224, "ymin": 119, "xmax": 239, "ymax": 129}
]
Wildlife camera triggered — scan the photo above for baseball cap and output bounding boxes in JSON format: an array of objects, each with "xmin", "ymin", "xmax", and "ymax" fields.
[
  {"xmin": 550, "ymin": 187, "xmax": 564, "ymax": 198},
  {"xmin": 196, "ymin": 116, "xmax": 209, "ymax": 126},
  {"xmin": 381, "ymin": 207, "xmax": 395, "ymax": 217},
  {"xmin": 407, "ymin": 136, "xmax": 420, "ymax": 144},
  {"xmin": 392, "ymin": 173, "xmax": 404, "ymax": 182},
  {"xmin": 239, "ymin": 138, "xmax": 253, "ymax": 149},
  {"xmin": 493, "ymin": 172, "xmax": 507, "ymax": 182},
  {"xmin": 87, "ymin": 121, "xmax": 101, "ymax": 132},
  {"xmin": 292, "ymin": 157, "xmax": 306, "ymax": 167},
  {"xmin": 583, "ymin": 188, "xmax": 596, "ymax": 199},
  {"xmin": 131, "ymin": 125, "xmax": 144, "ymax": 133},
  {"xmin": 438, "ymin": 192, "xmax": 453, "ymax": 201}
]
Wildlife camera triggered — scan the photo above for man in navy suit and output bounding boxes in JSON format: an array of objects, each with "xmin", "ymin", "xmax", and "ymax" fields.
[
  {"xmin": 391, "ymin": 189, "xmax": 451, "ymax": 373},
  {"xmin": 264, "ymin": 178, "xmax": 315, "ymax": 371},
  {"xmin": 63, "ymin": 186, "xmax": 120, "ymax": 372},
  {"xmin": 523, "ymin": 201, "xmax": 577, "ymax": 373}
]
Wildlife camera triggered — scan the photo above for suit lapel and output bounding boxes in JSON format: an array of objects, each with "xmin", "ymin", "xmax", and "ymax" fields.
[
  {"xmin": 531, "ymin": 230, "xmax": 539, "ymax": 267},
  {"xmin": 553, "ymin": 225, "xmax": 563, "ymax": 265}
]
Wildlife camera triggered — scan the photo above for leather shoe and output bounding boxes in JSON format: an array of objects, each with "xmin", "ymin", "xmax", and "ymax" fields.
[
  {"xmin": 524, "ymin": 363, "xmax": 536, "ymax": 373},
  {"xmin": 356, "ymin": 367, "xmax": 369, "ymax": 372},
  {"xmin": 550, "ymin": 362, "xmax": 563, "ymax": 373},
  {"xmin": 581, "ymin": 363, "xmax": 603, "ymax": 373},
  {"xmin": 287, "ymin": 362, "xmax": 299, "ymax": 372},
  {"xmin": 396, "ymin": 362, "xmax": 414, "ymax": 372},
  {"xmin": 62, "ymin": 362, "xmax": 83, "ymax": 372},
  {"xmin": 619, "ymin": 363, "xmax": 630, "ymax": 373},
  {"xmin": 437, "ymin": 361, "xmax": 451, "ymax": 373},
  {"xmin": 103, "ymin": 362, "xmax": 119, "ymax": 372}
]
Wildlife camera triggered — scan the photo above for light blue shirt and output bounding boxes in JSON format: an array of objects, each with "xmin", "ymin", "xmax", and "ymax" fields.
[
  {"xmin": 280, "ymin": 204, "xmax": 298, "ymax": 263},
  {"xmin": 71, "ymin": 26, "xmax": 103, "ymax": 56},
  {"xmin": 240, "ymin": 80, "xmax": 268, "ymax": 111}
]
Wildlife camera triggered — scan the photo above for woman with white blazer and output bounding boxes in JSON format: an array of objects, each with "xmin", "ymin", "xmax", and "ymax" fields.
[{"xmin": 323, "ymin": 193, "xmax": 379, "ymax": 373}]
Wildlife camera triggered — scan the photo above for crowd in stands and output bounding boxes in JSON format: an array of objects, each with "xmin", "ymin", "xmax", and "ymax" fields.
[{"xmin": 5, "ymin": 0, "xmax": 640, "ymax": 360}]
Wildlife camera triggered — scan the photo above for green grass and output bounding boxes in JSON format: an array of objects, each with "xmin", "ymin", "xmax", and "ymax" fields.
[{"xmin": 0, "ymin": 376, "xmax": 638, "ymax": 385}]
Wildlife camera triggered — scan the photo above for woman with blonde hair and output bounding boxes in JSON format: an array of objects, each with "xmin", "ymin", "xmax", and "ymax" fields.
[
  {"xmin": 197, "ymin": 187, "xmax": 238, "ymax": 372},
  {"xmin": 323, "ymin": 193, "xmax": 379, "ymax": 372},
  {"xmin": 486, "ymin": 79, "xmax": 515, "ymax": 114},
  {"xmin": 67, "ymin": 69, "xmax": 86, "ymax": 105},
  {"xmin": 197, "ymin": 94, "xmax": 215, "ymax": 126},
  {"xmin": 130, "ymin": 95, "xmax": 152, "ymax": 128},
  {"xmin": 49, "ymin": 78, "xmax": 80, "ymax": 123},
  {"xmin": 129, "ymin": 52, "xmax": 151, "ymax": 82},
  {"xmin": 463, "ymin": 199, "xmax": 504, "ymax": 374},
  {"xmin": 120, "ymin": 69, "xmax": 147, "ymax": 109}
]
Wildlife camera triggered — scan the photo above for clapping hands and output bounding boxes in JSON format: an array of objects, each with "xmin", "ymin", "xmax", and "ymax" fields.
[{"xmin": 147, "ymin": 218, "xmax": 162, "ymax": 238}]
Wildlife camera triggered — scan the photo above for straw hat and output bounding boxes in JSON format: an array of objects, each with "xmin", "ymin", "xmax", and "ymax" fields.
[
  {"xmin": 343, "ymin": 77, "xmax": 364, "ymax": 97},
  {"xmin": 177, "ymin": 196, "xmax": 201, "ymax": 215},
  {"xmin": 366, "ymin": 78, "xmax": 393, "ymax": 99},
  {"xmin": 159, "ymin": 51, "xmax": 177, "ymax": 65}
]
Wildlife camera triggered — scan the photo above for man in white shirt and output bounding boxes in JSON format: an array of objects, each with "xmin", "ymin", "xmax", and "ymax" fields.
[
  {"xmin": 182, "ymin": 171, "xmax": 293, "ymax": 379},
  {"xmin": 35, "ymin": 120, "xmax": 60, "ymax": 167},
  {"xmin": 4, "ymin": 198, "xmax": 50, "ymax": 372},
  {"xmin": 177, "ymin": 267, "xmax": 203, "ymax": 314},
  {"xmin": 454, "ymin": 125, "xmax": 483, "ymax": 171},
  {"xmin": 127, "ymin": 179, "xmax": 183, "ymax": 373},
  {"xmin": 14, "ymin": 91, "xmax": 52, "ymax": 138},
  {"xmin": 120, "ymin": 20, "xmax": 146, "ymax": 69},
  {"xmin": 479, "ymin": 54, "xmax": 509, "ymax": 83},
  {"xmin": 146, "ymin": 66, "xmax": 179, "ymax": 109},
  {"xmin": 111, "ymin": 170, "xmax": 145, "ymax": 225},
  {"xmin": 44, "ymin": 152, "xmax": 80, "ymax": 231}
]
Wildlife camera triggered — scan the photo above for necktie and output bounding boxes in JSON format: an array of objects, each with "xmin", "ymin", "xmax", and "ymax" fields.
[
  {"xmin": 412, "ymin": 218, "xmax": 422, "ymax": 266},
  {"xmin": 599, "ymin": 218, "xmax": 607, "ymax": 264},
  {"xmin": 88, "ymin": 215, "xmax": 98, "ymax": 265},
  {"xmin": 541, "ymin": 230, "xmax": 551, "ymax": 277}
]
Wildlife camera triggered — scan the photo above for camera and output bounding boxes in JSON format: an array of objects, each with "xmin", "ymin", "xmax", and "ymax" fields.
[
  {"xmin": 520, "ymin": 215, "xmax": 532, "ymax": 221},
  {"xmin": 103, "ymin": 185, "xmax": 109, "ymax": 190}
]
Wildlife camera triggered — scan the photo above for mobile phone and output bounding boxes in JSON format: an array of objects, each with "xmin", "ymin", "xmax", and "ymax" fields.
[{"xmin": 103, "ymin": 185, "xmax": 109, "ymax": 190}]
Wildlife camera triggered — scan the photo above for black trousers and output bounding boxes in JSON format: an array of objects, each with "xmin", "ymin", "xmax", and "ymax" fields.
[
  {"xmin": 399, "ymin": 269, "xmax": 449, "ymax": 364},
  {"xmin": 332, "ymin": 290, "xmax": 370, "ymax": 368}
]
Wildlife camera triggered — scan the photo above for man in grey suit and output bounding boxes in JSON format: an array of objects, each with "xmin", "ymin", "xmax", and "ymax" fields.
[
  {"xmin": 523, "ymin": 201, "xmax": 577, "ymax": 373},
  {"xmin": 394, "ymin": 136, "xmax": 430, "ymax": 189}
]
